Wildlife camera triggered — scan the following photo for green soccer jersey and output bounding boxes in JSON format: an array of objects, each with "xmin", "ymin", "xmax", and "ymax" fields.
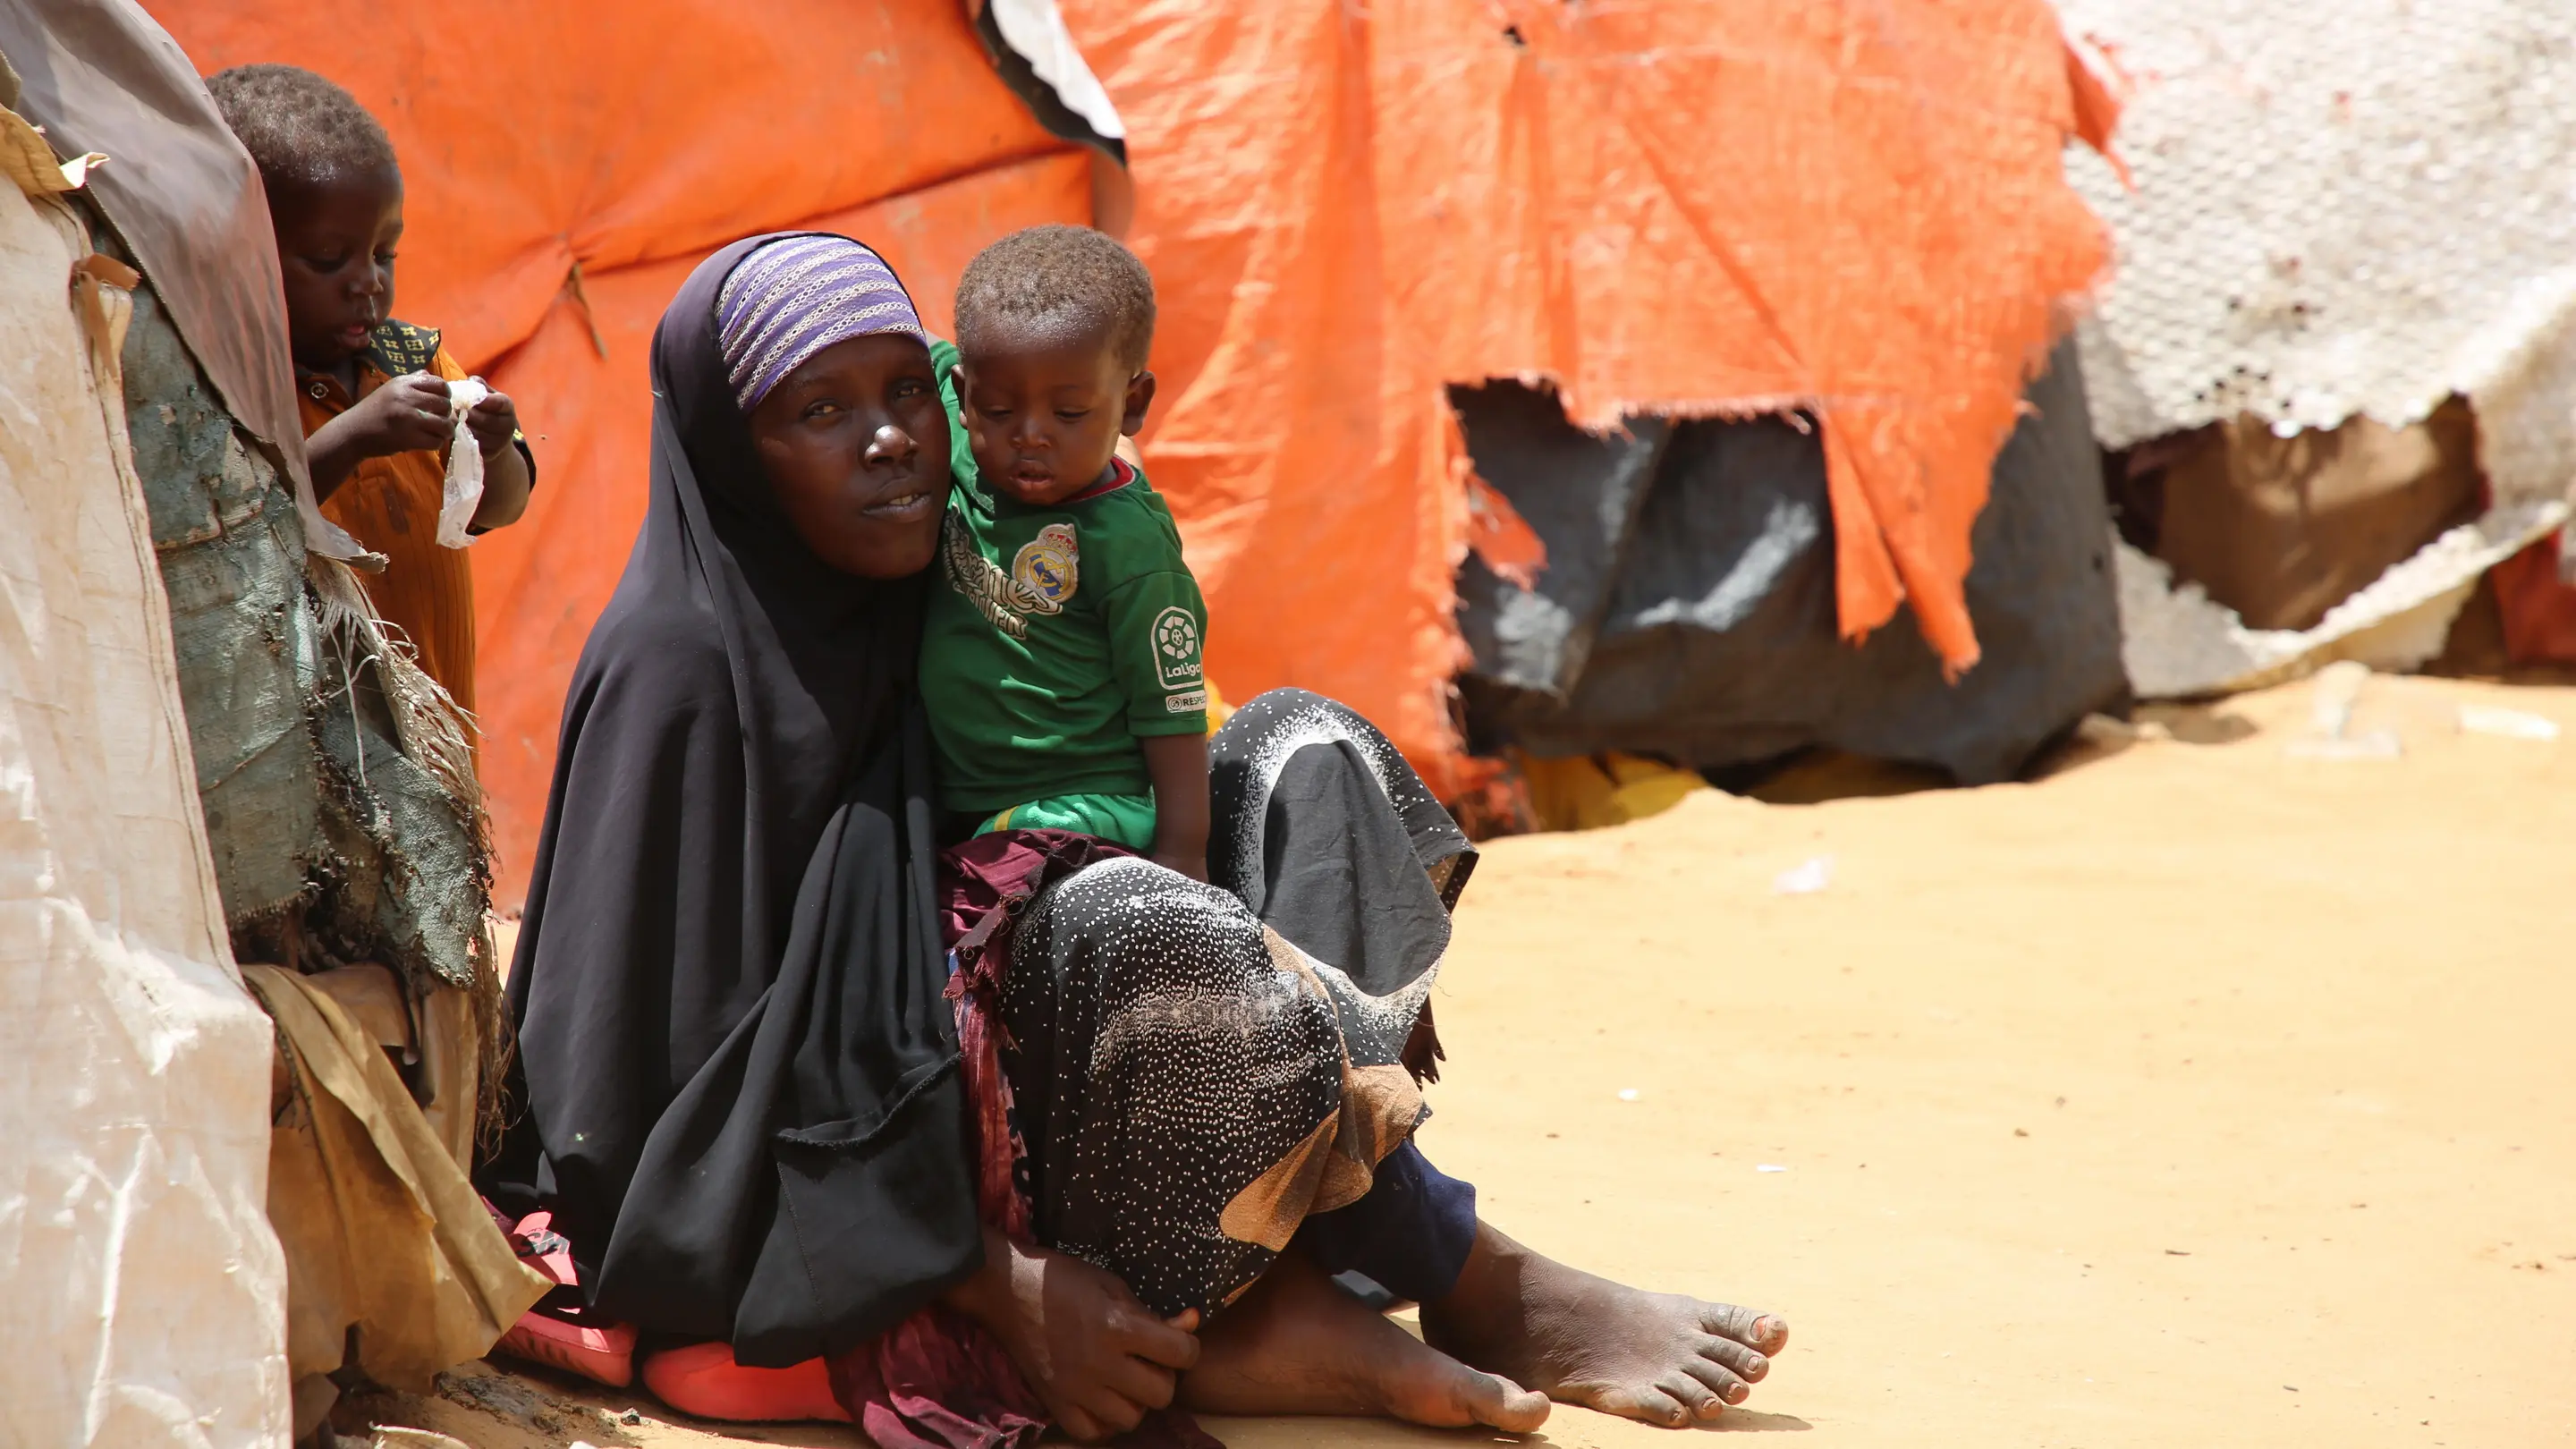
[{"xmin": 919, "ymin": 340, "xmax": 1210, "ymax": 816}]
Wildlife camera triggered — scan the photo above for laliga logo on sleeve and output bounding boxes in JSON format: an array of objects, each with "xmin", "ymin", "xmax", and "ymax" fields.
[{"xmin": 1154, "ymin": 607, "xmax": 1206, "ymax": 711}]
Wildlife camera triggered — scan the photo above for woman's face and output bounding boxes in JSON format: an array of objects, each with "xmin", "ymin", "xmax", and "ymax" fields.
[{"xmin": 747, "ymin": 333, "xmax": 952, "ymax": 578}]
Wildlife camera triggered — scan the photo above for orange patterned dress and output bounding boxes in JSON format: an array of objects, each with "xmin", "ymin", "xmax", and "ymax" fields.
[{"xmin": 299, "ymin": 319, "xmax": 488, "ymax": 722}]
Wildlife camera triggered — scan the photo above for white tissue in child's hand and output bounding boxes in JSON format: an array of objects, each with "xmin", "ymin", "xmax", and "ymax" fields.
[{"xmin": 437, "ymin": 375, "xmax": 492, "ymax": 549}]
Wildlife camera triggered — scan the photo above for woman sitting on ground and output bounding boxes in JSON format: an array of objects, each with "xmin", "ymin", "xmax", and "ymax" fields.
[{"xmin": 479, "ymin": 233, "xmax": 1786, "ymax": 1442}]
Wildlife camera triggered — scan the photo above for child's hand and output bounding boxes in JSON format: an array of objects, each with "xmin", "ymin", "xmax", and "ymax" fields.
[
  {"xmin": 465, "ymin": 388, "xmax": 521, "ymax": 461},
  {"xmin": 342, "ymin": 373, "xmax": 457, "ymax": 460}
]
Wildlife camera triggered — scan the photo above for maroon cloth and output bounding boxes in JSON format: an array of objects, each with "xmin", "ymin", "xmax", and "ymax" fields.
[
  {"xmin": 939, "ymin": 829, "xmax": 1135, "ymax": 1247},
  {"xmin": 936, "ymin": 830, "xmax": 1133, "ymax": 980},
  {"xmin": 828, "ymin": 1303, "xmax": 1046, "ymax": 1449},
  {"xmin": 829, "ymin": 830, "xmax": 1215, "ymax": 1449}
]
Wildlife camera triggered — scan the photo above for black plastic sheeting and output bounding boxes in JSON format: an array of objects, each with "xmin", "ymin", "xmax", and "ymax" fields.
[
  {"xmin": 972, "ymin": 2, "xmax": 1125, "ymax": 165},
  {"xmin": 1456, "ymin": 341, "xmax": 2126, "ymax": 786}
]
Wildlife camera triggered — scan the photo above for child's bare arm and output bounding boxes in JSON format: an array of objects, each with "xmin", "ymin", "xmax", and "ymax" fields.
[{"xmin": 1139, "ymin": 731, "xmax": 1210, "ymax": 882}]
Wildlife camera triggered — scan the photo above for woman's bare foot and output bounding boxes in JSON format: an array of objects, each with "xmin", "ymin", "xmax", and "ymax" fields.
[
  {"xmin": 1183, "ymin": 1251, "xmax": 1549, "ymax": 1433},
  {"xmin": 1420, "ymin": 1224, "xmax": 1788, "ymax": 1428}
]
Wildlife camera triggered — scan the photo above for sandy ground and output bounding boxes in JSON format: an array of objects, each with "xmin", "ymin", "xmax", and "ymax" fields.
[{"xmin": 372, "ymin": 672, "xmax": 2576, "ymax": 1449}]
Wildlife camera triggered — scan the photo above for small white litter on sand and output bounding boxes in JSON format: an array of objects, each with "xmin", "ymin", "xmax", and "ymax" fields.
[
  {"xmin": 2458, "ymin": 704, "xmax": 2561, "ymax": 741},
  {"xmin": 1772, "ymin": 856, "xmax": 1834, "ymax": 894}
]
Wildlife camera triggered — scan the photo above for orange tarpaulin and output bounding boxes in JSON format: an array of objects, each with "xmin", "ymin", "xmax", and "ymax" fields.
[
  {"xmin": 1061, "ymin": 0, "xmax": 2111, "ymax": 795},
  {"xmin": 153, "ymin": 0, "xmax": 2108, "ymax": 904}
]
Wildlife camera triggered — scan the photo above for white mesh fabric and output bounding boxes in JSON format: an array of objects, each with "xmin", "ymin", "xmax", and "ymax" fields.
[{"xmin": 2059, "ymin": 0, "xmax": 2576, "ymax": 510}]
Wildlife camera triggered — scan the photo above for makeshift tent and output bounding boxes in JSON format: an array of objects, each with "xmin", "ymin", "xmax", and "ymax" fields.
[
  {"xmin": 0, "ymin": 92, "xmax": 288, "ymax": 1449},
  {"xmin": 8, "ymin": 2, "xmax": 573, "ymax": 1434},
  {"xmin": 2061, "ymin": 0, "xmax": 2576, "ymax": 693},
  {"xmin": 147, "ymin": 0, "xmax": 2115, "ymax": 893},
  {"xmin": 1058, "ymin": 0, "xmax": 2116, "ymax": 795},
  {"xmin": 1459, "ymin": 342, "xmax": 2127, "ymax": 786}
]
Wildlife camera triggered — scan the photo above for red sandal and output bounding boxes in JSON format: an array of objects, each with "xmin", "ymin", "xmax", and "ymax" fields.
[
  {"xmin": 484, "ymin": 1205, "xmax": 637, "ymax": 1388},
  {"xmin": 640, "ymin": 1342, "xmax": 851, "ymax": 1423}
]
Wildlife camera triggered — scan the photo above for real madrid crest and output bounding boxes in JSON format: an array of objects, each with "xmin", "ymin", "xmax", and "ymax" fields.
[
  {"xmin": 942, "ymin": 513, "xmax": 1063, "ymax": 639},
  {"xmin": 1011, "ymin": 523, "xmax": 1080, "ymax": 609}
]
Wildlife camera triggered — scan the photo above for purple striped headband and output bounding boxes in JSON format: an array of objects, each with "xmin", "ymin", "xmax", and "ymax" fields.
[{"xmin": 716, "ymin": 235, "xmax": 926, "ymax": 411}]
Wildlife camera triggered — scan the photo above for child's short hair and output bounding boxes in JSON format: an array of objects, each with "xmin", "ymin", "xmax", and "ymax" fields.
[
  {"xmin": 207, "ymin": 64, "xmax": 396, "ymax": 190},
  {"xmin": 955, "ymin": 225, "xmax": 1156, "ymax": 374}
]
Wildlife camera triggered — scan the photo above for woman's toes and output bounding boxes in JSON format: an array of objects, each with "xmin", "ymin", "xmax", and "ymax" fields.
[
  {"xmin": 1461, "ymin": 1370, "xmax": 1551, "ymax": 1434},
  {"xmin": 1593, "ymin": 1382, "xmax": 1694, "ymax": 1428},
  {"xmin": 1395, "ymin": 1352, "xmax": 1549, "ymax": 1433},
  {"xmin": 1700, "ymin": 1301, "xmax": 1789, "ymax": 1353},
  {"xmin": 1662, "ymin": 1371, "xmax": 1728, "ymax": 1422},
  {"xmin": 1683, "ymin": 1356, "xmax": 1753, "ymax": 1407},
  {"xmin": 1697, "ymin": 1333, "xmax": 1770, "ymax": 1383}
]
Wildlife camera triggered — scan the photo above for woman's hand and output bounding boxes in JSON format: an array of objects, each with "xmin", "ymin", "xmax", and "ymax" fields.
[{"xmin": 943, "ymin": 1228, "xmax": 1201, "ymax": 1441}]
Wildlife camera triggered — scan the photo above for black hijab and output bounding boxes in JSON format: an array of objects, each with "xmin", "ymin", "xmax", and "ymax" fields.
[{"xmin": 482, "ymin": 235, "xmax": 978, "ymax": 1364}]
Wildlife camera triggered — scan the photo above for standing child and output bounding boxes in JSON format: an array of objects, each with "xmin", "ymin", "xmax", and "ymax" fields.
[
  {"xmin": 209, "ymin": 64, "xmax": 534, "ymax": 726},
  {"xmin": 921, "ymin": 225, "xmax": 1211, "ymax": 877}
]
